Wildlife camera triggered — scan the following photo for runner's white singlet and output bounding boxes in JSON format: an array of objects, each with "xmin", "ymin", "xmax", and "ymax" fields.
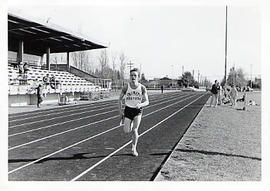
[{"xmin": 125, "ymin": 83, "xmax": 143, "ymax": 108}]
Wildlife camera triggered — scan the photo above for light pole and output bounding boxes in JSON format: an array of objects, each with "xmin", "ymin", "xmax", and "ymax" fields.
[
  {"xmin": 171, "ymin": 65, "xmax": 174, "ymax": 88},
  {"xmin": 250, "ymin": 64, "xmax": 253, "ymax": 88},
  {"xmin": 126, "ymin": 61, "xmax": 134, "ymax": 72},
  {"xmin": 224, "ymin": 5, "xmax": 228, "ymax": 85},
  {"xmin": 197, "ymin": 70, "xmax": 200, "ymax": 84}
]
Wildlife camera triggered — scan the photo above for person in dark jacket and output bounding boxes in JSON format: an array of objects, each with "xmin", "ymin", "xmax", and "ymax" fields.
[
  {"xmin": 36, "ymin": 84, "xmax": 43, "ymax": 108},
  {"xmin": 209, "ymin": 80, "xmax": 218, "ymax": 107}
]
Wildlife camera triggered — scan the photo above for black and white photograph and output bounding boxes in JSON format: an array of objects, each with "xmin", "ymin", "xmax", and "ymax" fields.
[{"xmin": 1, "ymin": 0, "xmax": 269, "ymax": 190}]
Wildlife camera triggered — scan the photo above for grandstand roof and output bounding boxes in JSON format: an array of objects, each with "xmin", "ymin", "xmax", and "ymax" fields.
[{"xmin": 8, "ymin": 13, "xmax": 107, "ymax": 56}]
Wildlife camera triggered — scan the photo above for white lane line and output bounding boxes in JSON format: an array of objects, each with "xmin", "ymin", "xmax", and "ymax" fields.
[
  {"xmin": 8, "ymin": 100, "xmax": 118, "ymax": 119},
  {"xmin": 8, "ymin": 114, "xmax": 118, "ymax": 150},
  {"xmin": 9, "ymin": 92, "xmax": 181, "ymax": 128},
  {"xmin": 70, "ymin": 93, "xmax": 206, "ymax": 181},
  {"xmin": 8, "ymin": 91, "xmax": 177, "ymax": 119},
  {"xmin": 8, "ymin": 93, "xmax": 201, "ymax": 174},
  {"xmin": 8, "ymin": 125, "xmax": 121, "ymax": 174},
  {"xmin": 9, "ymin": 93, "xmax": 192, "ymax": 137},
  {"xmin": 9, "ymin": 105, "xmax": 117, "ymax": 128},
  {"xmin": 8, "ymin": 93, "xmax": 194, "ymax": 149},
  {"xmin": 8, "ymin": 102, "xmax": 117, "ymax": 122}
]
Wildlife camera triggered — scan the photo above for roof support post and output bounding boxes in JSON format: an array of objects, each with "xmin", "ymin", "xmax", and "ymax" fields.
[
  {"xmin": 40, "ymin": 54, "xmax": 44, "ymax": 68},
  {"xmin": 67, "ymin": 52, "xmax": 70, "ymax": 72},
  {"xmin": 17, "ymin": 40, "xmax": 24, "ymax": 63},
  {"xmin": 46, "ymin": 47, "xmax": 50, "ymax": 70}
]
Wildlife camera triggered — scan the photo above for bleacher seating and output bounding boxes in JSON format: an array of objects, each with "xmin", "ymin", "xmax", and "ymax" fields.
[{"xmin": 8, "ymin": 66, "xmax": 101, "ymax": 95}]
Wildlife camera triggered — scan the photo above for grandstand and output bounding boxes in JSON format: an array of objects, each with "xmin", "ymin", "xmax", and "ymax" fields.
[{"xmin": 8, "ymin": 12, "xmax": 111, "ymax": 106}]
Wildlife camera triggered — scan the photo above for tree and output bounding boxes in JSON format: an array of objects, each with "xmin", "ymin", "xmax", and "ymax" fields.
[
  {"xmin": 98, "ymin": 49, "xmax": 109, "ymax": 78},
  {"xmin": 226, "ymin": 67, "xmax": 247, "ymax": 87},
  {"xmin": 140, "ymin": 73, "xmax": 148, "ymax": 85},
  {"xmin": 71, "ymin": 51, "xmax": 89, "ymax": 71},
  {"xmin": 203, "ymin": 78, "xmax": 212, "ymax": 89},
  {"xmin": 111, "ymin": 53, "xmax": 117, "ymax": 80},
  {"xmin": 52, "ymin": 56, "xmax": 58, "ymax": 65},
  {"xmin": 248, "ymin": 77, "xmax": 261, "ymax": 89},
  {"xmin": 180, "ymin": 72, "xmax": 195, "ymax": 87},
  {"xmin": 119, "ymin": 52, "xmax": 126, "ymax": 81}
]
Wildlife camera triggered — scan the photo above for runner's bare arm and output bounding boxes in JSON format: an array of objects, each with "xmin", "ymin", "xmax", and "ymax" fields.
[
  {"xmin": 118, "ymin": 85, "xmax": 128, "ymax": 116},
  {"xmin": 136, "ymin": 85, "xmax": 149, "ymax": 109}
]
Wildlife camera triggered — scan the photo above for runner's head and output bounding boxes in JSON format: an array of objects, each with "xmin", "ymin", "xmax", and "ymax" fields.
[{"xmin": 130, "ymin": 68, "xmax": 140, "ymax": 83}]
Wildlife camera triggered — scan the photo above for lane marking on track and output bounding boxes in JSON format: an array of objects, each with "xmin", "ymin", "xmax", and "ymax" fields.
[
  {"xmin": 8, "ymin": 100, "xmax": 118, "ymax": 119},
  {"xmin": 9, "ymin": 92, "xmax": 182, "ymax": 128},
  {"xmin": 8, "ymin": 93, "xmax": 202, "ymax": 174},
  {"xmin": 9, "ymin": 105, "xmax": 117, "ymax": 128},
  {"xmin": 8, "ymin": 93, "xmax": 195, "ymax": 149},
  {"xmin": 70, "ymin": 93, "xmax": 206, "ymax": 181},
  {"xmin": 8, "ymin": 92, "xmax": 174, "ymax": 122},
  {"xmin": 8, "ymin": 91, "xmax": 180, "ymax": 119},
  {"xmin": 9, "ymin": 102, "xmax": 117, "ymax": 122},
  {"xmin": 9, "ymin": 93, "xmax": 193, "ymax": 137}
]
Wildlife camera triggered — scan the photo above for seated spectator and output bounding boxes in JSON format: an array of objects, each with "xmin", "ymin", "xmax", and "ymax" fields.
[
  {"xmin": 11, "ymin": 61, "xmax": 20, "ymax": 69},
  {"xmin": 23, "ymin": 62, "xmax": 29, "ymax": 73},
  {"xmin": 222, "ymin": 97, "xmax": 231, "ymax": 104},
  {"xmin": 50, "ymin": 75, "xmax": 59, "ymax": 89},
  {"xmin": 237, "ymin": 94, "xmax": 246, "ymax": 102},
  {"xmin": 18, "ymin": 62, "xmax": 24, "ymax": 75},
  {"xmin": 43, "ymin": 74, "xmax": 50, "ymax": 88},
  {"xmin": 50, "ymin": 75, "xmax": 55, "ymax": 83}
]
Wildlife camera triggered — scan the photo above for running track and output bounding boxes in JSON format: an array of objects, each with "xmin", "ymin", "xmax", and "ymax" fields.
[{"xmin": 8, "ymin": 91, "xmax": 209, "ymax": 181}]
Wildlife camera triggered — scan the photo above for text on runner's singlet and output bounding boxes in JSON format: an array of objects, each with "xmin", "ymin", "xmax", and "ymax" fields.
[{"xmin": 125, "ymin": 84, "xmax": 143, "ymax": 107}]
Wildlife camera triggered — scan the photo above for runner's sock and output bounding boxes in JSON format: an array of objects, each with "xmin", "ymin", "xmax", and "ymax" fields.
[{"xmin": 132, "ymin": 145, "xmax": 138, "ymax": 157}]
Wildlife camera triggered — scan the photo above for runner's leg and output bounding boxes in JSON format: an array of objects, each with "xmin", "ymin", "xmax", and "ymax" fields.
[
  {"xmin": 123, "ymin": 117, "xmax": 132, "ymax": 133},
  {"xmin": 131, "ymin": 114, "xmax": 142, "ymax": 156}
]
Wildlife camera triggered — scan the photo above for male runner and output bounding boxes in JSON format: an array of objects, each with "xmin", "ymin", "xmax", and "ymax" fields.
[{"xmin": 118, "ymin": 68, "xmax": 149, "ymax": 156}]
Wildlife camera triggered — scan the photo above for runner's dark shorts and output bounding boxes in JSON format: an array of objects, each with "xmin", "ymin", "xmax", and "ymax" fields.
[{"xmin": 124, "ymin": 106, "xmax": 142, "ymax": 120}]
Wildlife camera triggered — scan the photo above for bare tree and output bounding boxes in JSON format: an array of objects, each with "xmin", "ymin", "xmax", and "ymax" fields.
[
  {"xmin": 85, "ymin": 53, "xmax": 94, "ymax": 73},
  {"xmin": 98, "ymin": 49, "xmax": 109, "ymax": 78},
  {"xmin": 119, "ymin": 52, "xmax": 126, "ymax": 80},
  {"xmin": 52, "ymin": 56, "xmax": 58, "ymax": 64},
  {"xmin": 71, "ymin": 51, "xmax": 89, "ymax": 71},
  {"xmin": 110, "ymin": 53, "xmax": 118, "ymax": 87},
  {"xmin": 226, "ymin": 67, "xmax": 247, "ymax": 87}
]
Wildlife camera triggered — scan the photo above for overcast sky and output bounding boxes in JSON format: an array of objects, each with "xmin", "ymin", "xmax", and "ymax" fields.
[
  {"xmin": 1, "ymin": 1, "xmax": 270, "ymax": 191},
  {"xmin": 8, "ymin": 1, "xmax": 261, "ymax": 82}
]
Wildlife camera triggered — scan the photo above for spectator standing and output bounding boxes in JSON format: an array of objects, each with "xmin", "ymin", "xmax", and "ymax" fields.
[
  {"xmin": 22, "ymin": 62, "xmax": 29, "ymax": 84},
  {"xmin": 36, "ymin": 84, "xmax": 43, "ymax": 108},
  {"xmin": 229, "ymin": 84, "xmax": 238, "ymax": 108},
  {"xmin": 217, "ymin": 82, "xmax": 222, "ymax": 105},
  {"xmin": 161, "ymin": 85, "xmax": 164, "ymax": 93},
  {"xmin": 209, "ymin": 80, "xmax": 218, "ymax": 107},
  {"xmin": 18, "ymin": 62, "xmax": 27, "ymax": 85}
]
